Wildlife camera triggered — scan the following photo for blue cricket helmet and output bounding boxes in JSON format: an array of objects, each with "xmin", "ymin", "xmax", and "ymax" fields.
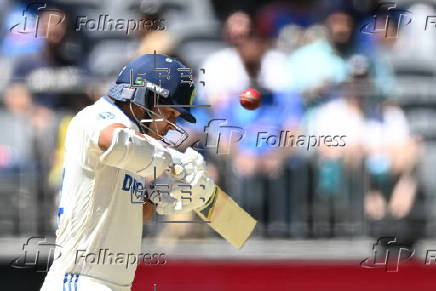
[{"xmin": 108, "ymin": 54, "xmax": 196, "ymax": 123}]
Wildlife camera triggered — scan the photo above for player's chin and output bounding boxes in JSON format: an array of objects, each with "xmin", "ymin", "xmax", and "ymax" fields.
[{"xmin": 161, "ymin": 128, "xmax": 170, "ymax": 136}]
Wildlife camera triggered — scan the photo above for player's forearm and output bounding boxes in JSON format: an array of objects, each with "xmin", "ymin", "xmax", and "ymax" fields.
[
  {"xmin": 99, "ymin": 123, "xmax": 127, "ymax": 151},
  {"xmin": 99, "ymin": 126, "xmax": 172, "ymax": 179},
  {"xmin": 99, "ymin": 123, "xmax": 152, "ymax": 151}
]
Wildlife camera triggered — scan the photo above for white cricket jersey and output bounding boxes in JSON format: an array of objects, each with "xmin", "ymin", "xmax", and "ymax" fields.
[{"xmin": 46, "ymin": 96, "xmax": 146, "ymax": 287}]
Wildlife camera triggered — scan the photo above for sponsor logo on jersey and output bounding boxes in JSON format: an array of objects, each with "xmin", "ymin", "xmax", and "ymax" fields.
[
  {"xmin": 98, "ymin": 111, "xmax": 115, "ymax": 120},
  {"xmin": 122, "ymin": 174, "xmax": 147, "ymax": 203}
]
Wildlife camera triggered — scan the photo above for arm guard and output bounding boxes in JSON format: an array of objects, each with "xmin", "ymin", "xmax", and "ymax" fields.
[{"xmin": 100, "ymin": 128, "xmax": 171, "ymax": 179}]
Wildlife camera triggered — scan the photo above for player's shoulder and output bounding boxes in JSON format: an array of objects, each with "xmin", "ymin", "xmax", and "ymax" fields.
[
  {"xmin": 67, "ymin": 96, "xmax": 136, "ymax": 140},
  {"xmin": 67, "ymin": 96, "xmax": 136, "ymax": 148},
  {"xmin": 75, "ymin": 96, "xmax": 127, "ymax": 123}
]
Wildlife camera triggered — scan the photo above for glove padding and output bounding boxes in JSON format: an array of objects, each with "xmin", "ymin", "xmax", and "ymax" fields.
[
  {"xmin": 166, "ymin": 147, "xmax": 202, "ymax": 180},
  {"xmin": 147, "ymin": 184, "xmax": 178, "ymax": 215},
  {"xmin": 171, "ymin": 171, "xmax": 215, "ymax": 212},
  {"xmin": 155, "ymin": 147, "xmax": 216, "ymax": 214}
]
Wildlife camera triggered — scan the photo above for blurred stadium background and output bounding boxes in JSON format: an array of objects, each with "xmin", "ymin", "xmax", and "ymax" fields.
[{"xmin": 1, "ymin": 0, "xmax": 436, "ymax": 290}]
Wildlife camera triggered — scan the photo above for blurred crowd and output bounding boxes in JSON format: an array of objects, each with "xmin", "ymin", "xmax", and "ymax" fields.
[{"xmin": 0, "ymin": 0, "xmax": 434, "ymax": 246}]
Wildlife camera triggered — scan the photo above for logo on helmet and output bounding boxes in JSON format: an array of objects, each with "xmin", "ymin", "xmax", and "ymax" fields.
[{"xmin": 134, "ymin": 77, "xmax": 145, "ymax": 86}]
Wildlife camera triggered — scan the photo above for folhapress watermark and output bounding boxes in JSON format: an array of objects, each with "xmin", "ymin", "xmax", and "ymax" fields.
[
  {"xmin": 9, "ymin": 2, "xmax": 166, "ymax": 38},
  {"xmin": 75, "ymin": 249, "xmax": 166, "ymax": 269},
  {"xmin": 360, "ymin": 1, "xmax": 436, "ymax": 38},
  {"xmin": 256, "ymin": 131, "xmax": 347, "ymax": 151},
  {"xmin": 9, "ymin": 2, "xmax": 65, "ymax": 38},
  {"xmin": 360, "ymin": 236, "xmax": 436, "ymax": 272},
  {"xmin": 10, "ymin": 237, "xmax": 61, "ymax": 272},
  {"xmin": 184, "ymin": 119, "xmax": 348, "ymax": 154},
  {"xmin": 360, "ymin": 236, "xmax": 436, "ymax": 271},
  {"xmin": 10, "ymin": 237, "xmax": 166, "ymax": 272},
  {"xmin": 75, "ymin": 15, "xmax": 165, "ymax": 35}
]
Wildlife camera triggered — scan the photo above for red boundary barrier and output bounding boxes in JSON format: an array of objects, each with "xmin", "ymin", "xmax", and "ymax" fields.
[{"xmin": 132, "ymin": 259, "xmax": 436, "ymax": 291}]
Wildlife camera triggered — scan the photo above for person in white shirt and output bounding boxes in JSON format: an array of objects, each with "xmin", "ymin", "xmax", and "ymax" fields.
[{"xmin": 40, "ymin": 54, "xmax": 216, "ymax": 291}]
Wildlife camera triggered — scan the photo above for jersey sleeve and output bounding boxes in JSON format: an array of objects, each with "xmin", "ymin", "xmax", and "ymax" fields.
[{"xmin": 86, "ymin": 103, "xmax": 134, "ymax": 150}]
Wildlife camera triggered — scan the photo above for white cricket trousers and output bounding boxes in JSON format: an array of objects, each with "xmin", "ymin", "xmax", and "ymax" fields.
[{"xmin": 40, "ymin": 272, "xmax": 131, "ymax": 291}]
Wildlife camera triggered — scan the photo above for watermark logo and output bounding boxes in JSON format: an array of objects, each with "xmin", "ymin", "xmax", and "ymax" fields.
[
  {"xmin": 425, "ymin": 16, "xmax": 436, "ymax": 31},
  {"xmin": 10, "ymin": 237, "xmax": 61, "ymax": 272},
  {"xmin": 75, "ymin": 15, "xmax": 165, "ymax": 35},
  {"xmin": 10, "ymin": 237, "xmax": 165, "ymax": 272},
  {"xmin": 360, "ymin": 2, "xmax": 412, "ymax": 38},
  {"xmin": 360, "ymin": 237, "xmax": 415, "ymax": 272},
  {"xmin": 424, "ymin": 250, "xmax": 436, "ymax": 265},
  {"xmin": 75, "ymin": 249, "xmax": 166, "ymax": 269},
  {"xmin": 9, "ymin": 2, "xmax": 166, "ymax": 38},
  {"xmin": 9, "ymin": 2, "xmax": 66, "ymax": 38},
  {"xmin": 192, "ymin": 119, "xmax": 245, "ymax": 155},
  {"xmin": 256, "ymin": 132, "xmax": 346, "ymax": 151}
]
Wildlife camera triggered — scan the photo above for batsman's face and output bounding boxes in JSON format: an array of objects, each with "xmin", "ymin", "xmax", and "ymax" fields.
[{"xmin": 150, "ymin": 107, "xmax": 181, "ymax": 137}]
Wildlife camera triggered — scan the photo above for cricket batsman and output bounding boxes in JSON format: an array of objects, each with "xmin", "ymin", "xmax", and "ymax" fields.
[{"xmin": 40, "ymin": 54, "xmax": 216, "ymax": 290}]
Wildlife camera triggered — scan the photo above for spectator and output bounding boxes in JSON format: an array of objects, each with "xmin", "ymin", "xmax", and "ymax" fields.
[
  {"xmin": 285, "ymin": 8, "xmax": 357, "ymax": 105},
  {"xmin": 198, "ymin": 11, "xmax": 288, "ymax": 112},
  {"xmin": 363, "ymin": 99, "xmax": 423, "ymax": 247},
  {"xmin": 304, "ymin": 76, "xmax": 366, "ymax": 236},
  {"xmin": 5, "ymin": 8, "xmax": 89, "ymax": 126},
  {"xmin": 135, "ymin": 1, "xmax": 173, "ymax": 56}
]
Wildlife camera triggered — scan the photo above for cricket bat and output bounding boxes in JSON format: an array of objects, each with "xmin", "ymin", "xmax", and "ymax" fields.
[{"xmin": 194, "ymin": 186, "xmax": 257, "ymax": 249}]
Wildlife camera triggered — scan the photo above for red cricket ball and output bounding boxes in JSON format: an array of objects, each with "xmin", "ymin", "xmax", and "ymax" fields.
[{"xmin": 239, "ymin": 88, "xmax": 261, "ymax": 110}]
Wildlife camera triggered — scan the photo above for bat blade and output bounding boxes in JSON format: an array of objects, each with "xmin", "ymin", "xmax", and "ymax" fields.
[{"xmin": 195, "ymin": 186, "xmax": 257, "ymax": 248}]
